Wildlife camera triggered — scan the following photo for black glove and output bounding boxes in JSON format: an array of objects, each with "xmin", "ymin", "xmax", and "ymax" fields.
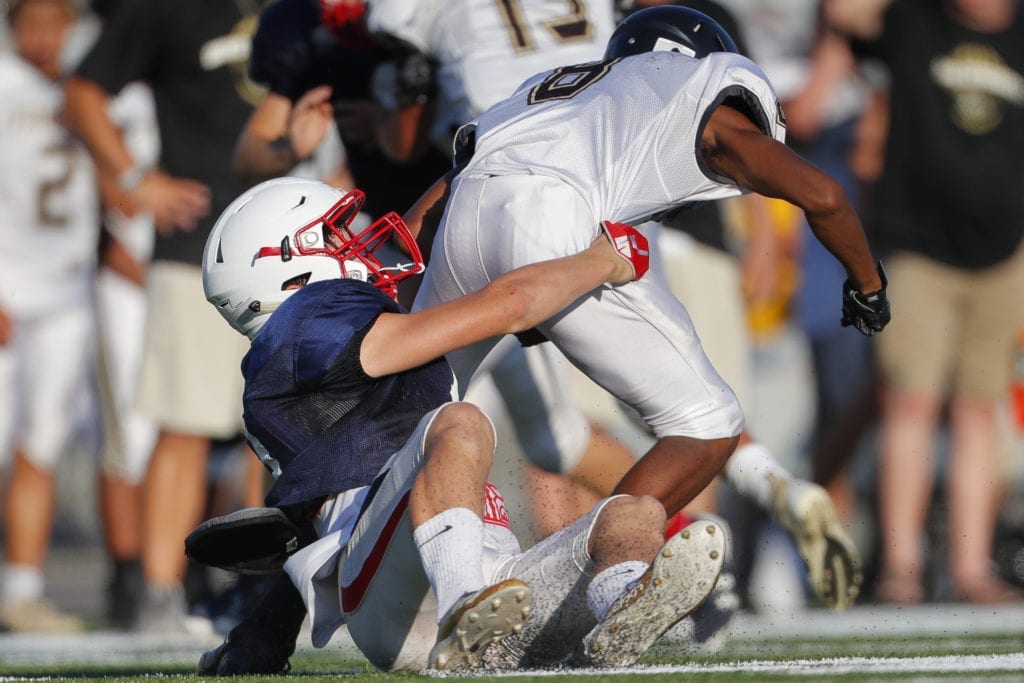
[{"xmin": 841, "ymin": 261, "xmax": 890, "ymax": 336}]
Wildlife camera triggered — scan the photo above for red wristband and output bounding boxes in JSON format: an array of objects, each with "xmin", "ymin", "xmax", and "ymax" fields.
[{"xmin": 601, "ymin": 221, "xmax": 650, "ymax": 281}]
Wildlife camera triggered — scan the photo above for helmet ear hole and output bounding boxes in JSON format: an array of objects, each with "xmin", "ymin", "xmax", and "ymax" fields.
[{"xmin": 281, "ymin": 272, "xmax": 312, "ymax": 291}]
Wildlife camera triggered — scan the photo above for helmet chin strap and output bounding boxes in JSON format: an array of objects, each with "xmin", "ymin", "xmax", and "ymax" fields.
[{"xmin": 382, "ymin": 260, "xmax": 422, "ymax": 274}]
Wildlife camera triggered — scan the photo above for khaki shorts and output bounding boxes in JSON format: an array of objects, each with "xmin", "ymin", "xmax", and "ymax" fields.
[
  {"xmin": 877, "ymin": 242, "xmax": 1024, "ymax": 398},
  {"xmin": 136, "ymin": 261, "xmax": 248, "ymax": 437}
]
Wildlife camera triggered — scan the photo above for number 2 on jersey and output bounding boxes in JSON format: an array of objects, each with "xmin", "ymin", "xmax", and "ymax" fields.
[
  {"xmin": 38, "ymin": 141, "xmax": 74, "ymax": 229},
  {"xmin": 495, "ymin": 0, "xmax": 592, "ymax": 53}
]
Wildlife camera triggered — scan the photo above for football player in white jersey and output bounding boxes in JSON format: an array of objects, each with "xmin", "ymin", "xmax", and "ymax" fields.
[
  {"xmin": 413, "ymin": 3, "xmax": 889, "ymax": 600},
  {"xmin": 0, "ymin": 0, "xmax": 98, "ymax": 633},
  {"xmin": 370, "ymin": 2, "xmax": 872, "ymax": 614},
  {"xmin": 367, "ymin": 0, "xmax": 647, "ymax": 536}
]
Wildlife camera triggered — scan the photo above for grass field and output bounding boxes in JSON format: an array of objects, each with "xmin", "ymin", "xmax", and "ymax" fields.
[{"xmin": 3, "ymin": 603, "xmax": 1023, "ymax": 682}]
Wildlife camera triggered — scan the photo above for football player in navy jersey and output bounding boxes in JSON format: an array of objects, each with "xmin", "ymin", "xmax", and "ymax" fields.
[{"xmin": 194, "ymin": 177, "xmax": 726, "ymax": 673}]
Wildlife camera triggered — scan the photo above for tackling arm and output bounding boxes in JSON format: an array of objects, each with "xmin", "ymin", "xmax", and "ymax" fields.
[{"xmin": 361, "ymin": 233, "xmax": 642, "ymax": 377}]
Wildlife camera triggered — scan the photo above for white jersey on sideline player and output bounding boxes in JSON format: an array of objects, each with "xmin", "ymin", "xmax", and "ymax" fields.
[
  {"xmin": 0, "ymin": 46, "xmax": 99, "ymax": 473},
  {"xmin": 0, "ymin": 50, "xmax": 98, "ymax": 317}
]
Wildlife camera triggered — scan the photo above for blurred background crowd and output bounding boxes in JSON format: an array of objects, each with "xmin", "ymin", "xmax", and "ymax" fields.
[{"xmin": 0, "ymin": 0, "xmax": 1022, "ymax": 641}]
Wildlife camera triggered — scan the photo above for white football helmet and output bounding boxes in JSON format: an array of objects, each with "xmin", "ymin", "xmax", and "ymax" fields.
[{"xmin": 202, "ymin": 177, "xmax": 424, "ymax": 340}]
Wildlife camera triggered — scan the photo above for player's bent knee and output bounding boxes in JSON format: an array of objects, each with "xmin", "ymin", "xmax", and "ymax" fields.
[
  {"xmin": 602, "ymin": 494, "xmax": 667, "ymax": 530},
  {"xmin": 648, "ymin": 391, "xmax": 744, "ymax": 442},
  {"xmin": 434, "ymin": 401, "xmax": 494, "ymax": 435},
  {"xmin": 429, "ymin": 402, "xmax": 497, "ymax": 459}
]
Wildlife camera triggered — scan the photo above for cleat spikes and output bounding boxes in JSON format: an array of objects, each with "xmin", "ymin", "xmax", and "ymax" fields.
[
  {"xmin": 428, "ymin": 580, "xmax": 533, "ymax": 671},
  {"xmin": 579, "ymin": 520, "xmax": 725, "ymax": 667}
]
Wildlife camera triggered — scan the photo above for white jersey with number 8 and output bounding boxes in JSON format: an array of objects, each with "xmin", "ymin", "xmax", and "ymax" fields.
[{"xmin": 465, "ymin": 50, "xmax": 787, "ymax": 225}]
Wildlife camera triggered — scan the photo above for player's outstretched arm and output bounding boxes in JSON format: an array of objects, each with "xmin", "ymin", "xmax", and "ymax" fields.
[
  {"xmin": 701, "ymin": 104, "xmax": 882, "ymax": 295},
  {"xmin": 361, "ymin": 232, "xmax": 642, "ymax": 377},
  {"xmin": 233, "ymin": 88, "xmax": 334, "ymax": 181}
]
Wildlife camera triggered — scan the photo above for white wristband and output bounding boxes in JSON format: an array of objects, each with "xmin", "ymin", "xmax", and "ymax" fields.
[{"xmin": 117, "ymin": 166, "xmax": 147, "ymax": 193}]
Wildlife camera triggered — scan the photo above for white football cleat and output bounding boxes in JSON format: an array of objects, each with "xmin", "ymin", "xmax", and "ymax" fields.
[
  {"xmin": 771, "ymin": 476, "xmax": 863, "ymax": 610},
  {"xmin": 580, "ymin": 520, "xmax": 725, "ymax": 668},
  {"xmin": 427, "ymin": 579, "xmax": 533, "ymax": 671},
  {"xmin": 681, "ymin": 514, "xmax": 739, "ymax": 652}
]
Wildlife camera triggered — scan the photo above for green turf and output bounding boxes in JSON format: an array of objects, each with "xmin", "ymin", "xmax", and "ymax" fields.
[{"xmin": 2, "ymin": 630, "xmax": 1023, "ymax": 682}]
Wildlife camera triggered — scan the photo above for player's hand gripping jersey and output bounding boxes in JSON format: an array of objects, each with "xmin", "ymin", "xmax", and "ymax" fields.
[{"xmin": 461, "ymin": 50, "xmax": 787, "ymax": 224}]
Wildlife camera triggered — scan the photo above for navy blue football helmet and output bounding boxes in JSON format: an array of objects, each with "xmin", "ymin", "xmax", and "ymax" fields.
[{"xmin": 604, "ymin": 5, "xmax": 738, "ymax": 60}]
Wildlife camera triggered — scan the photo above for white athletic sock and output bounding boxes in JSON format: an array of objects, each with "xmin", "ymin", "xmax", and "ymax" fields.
[
  {"xmin": 724, "ymin": 442, "xmax": 793, "ymax": 512},
  {"xmin": 413, "ymin": 507, "xmax": 486, "ymax": 623},
  {"xmin": 586, "ymin": 560, "xmax": 649, "ymax": 622},
  {"xmin": 2, "ymin": 564, "xmax": 44, "ymax": 607}
]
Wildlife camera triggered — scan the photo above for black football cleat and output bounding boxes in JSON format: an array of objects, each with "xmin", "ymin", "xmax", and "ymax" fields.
[{"xmin": 185, "ymin": 507, "xmax": 314, "ymax": 575}]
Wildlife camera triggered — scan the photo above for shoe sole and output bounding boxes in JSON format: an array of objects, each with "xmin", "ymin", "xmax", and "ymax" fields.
[
  {"xmin": 786, "ymin": 483, "xmax": 863, "ymax": 610},
  {"xmin": 185, "ymin": 507, "xmax": 304, "ymax": 574},
  {"xmin": 586, "ymin": 520, "xmax": 726, "ymax": 668},
  {"xmin": 428, "ymin": 579, "xmax": 533, "ymax": 670}
]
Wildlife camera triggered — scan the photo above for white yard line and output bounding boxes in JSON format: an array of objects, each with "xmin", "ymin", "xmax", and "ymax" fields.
[{"xmin": 474, "ymin": 653, "xmax": 1024, "ymax": 678}]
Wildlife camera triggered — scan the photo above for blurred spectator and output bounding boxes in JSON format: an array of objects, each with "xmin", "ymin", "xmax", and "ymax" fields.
[
  {"xmin": 0, "ymin": 0, "xmax": 97, "ymax": 633},
  {"xmin": 827, "ymin": 0, "xmax": 1024, "ymax": 604},
  {"xmin": 235, "ymin": 0, "xmax": 450, "ymax": 219},
  {"xmin": 93, "ymin": 79, "xmax": 159, "ymax": 629},
  {"xmin": 64, "ymin": 0, "xmax": 267, "ymax": 631}
]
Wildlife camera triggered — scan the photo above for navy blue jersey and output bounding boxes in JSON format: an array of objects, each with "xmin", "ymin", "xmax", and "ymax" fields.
[{"xmin": 242, "ymin": 279, "xmax": 455, "ymax": 507}]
